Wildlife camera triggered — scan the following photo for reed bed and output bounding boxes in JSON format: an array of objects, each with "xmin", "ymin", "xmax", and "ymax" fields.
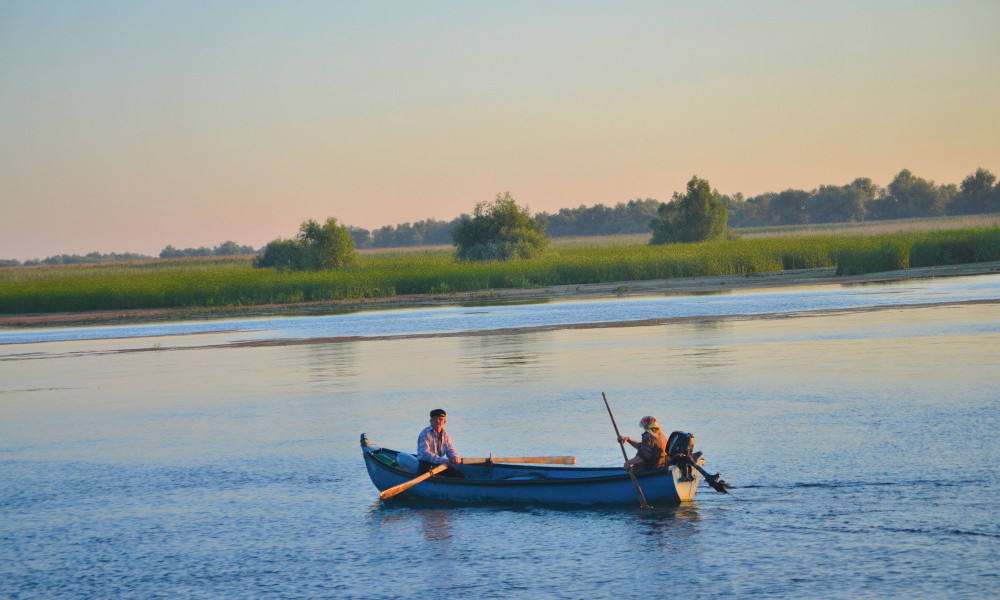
[
  {"xmin": 735, "ymin": 214, "xmax": 1000, "ymax": 239},
  {"xmin": 2, "ymin": 228, "xmax": 998, "ymax": 314}
]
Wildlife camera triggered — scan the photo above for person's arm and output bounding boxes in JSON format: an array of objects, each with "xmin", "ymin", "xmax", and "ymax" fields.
[
  {"xmin": 441, "ymin": 430, "xmax": 461, "ymax": 464},
  {"xmin": 618, "ymin": 435, "xmax": 641, "ymax": 449}
]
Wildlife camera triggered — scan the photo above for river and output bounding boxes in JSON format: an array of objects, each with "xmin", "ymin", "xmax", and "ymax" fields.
[{"xmin": 1, "ymin": 275, "xmax": 998, "ymax": 599}]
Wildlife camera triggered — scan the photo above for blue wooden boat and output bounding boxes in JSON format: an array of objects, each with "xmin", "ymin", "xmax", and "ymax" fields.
[{"xmin": 361, "ymin": 434, "xmax": 705, "ymax": 505}]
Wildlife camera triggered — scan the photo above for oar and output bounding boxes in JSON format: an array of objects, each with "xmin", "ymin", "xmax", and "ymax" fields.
[
  {"xmin": 463, "ymin": 456, "xmax": 576, "ymax": 465},
  {"xmin": 602, "ymin": 392, "xmax": 651, "ymax": 509},
  {"xmin": 379, "ymin": 464, "xmax": 448, "ymax": 500}
]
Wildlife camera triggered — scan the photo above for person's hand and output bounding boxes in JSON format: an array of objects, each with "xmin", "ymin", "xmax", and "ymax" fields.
[{"xmin": 618, "ymin": 435, "xmax": 629, "ymax": 444}]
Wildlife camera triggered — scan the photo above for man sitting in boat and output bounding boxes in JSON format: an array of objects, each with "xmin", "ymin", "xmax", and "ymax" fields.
[
  {"xmin": 618, "ymin": 415, "xmax": 668, "ymax": 472},
  {"xmin": 416, "ymin": 408, "xmax": 466, "ymax": 478}
]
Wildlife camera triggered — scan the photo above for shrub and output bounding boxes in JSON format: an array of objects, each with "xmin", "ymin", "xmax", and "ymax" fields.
[
  {"xmin": 255, "ymin": 217, "xmax": 356, "ymax": 271},
  {"xmin": 452, "ymin": 192, "xmax": 549, "ymax": 261},
  {"xmin": 650, "ymin": 176, "xmax": 728, "ymax": 244}
]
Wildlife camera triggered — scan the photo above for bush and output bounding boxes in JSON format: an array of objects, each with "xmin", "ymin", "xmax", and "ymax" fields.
[
  {"xmin": 650, "ymin": 176, "xmax": 728, "ymax": 244},
  {"xmin": 255, "ymin": 217, "xmax": 356, "ymax": 271},
  {"xmin": 452, "ymin": 192, "xmax": 549, "ymax": 261}
]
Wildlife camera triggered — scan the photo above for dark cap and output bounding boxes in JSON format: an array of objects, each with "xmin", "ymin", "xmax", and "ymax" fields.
[{"xmin": 430, "ymin": 408, "xmax": 447, "ymax": 418}]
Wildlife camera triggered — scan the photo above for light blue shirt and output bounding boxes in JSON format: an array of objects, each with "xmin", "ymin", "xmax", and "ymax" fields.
[{"xmin": 416, "ymin": 426, "xmax": 460, "ymax": 465}]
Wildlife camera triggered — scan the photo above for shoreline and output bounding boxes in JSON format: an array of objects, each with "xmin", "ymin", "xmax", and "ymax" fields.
[{"xmin": 3, "ymin": 261, "xmax": 999, "ymax": 329}]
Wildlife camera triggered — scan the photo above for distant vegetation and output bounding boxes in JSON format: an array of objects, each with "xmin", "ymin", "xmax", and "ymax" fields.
[
  {"xmin": 2, "ymin": 227, "xmax": 998, "ymax": 315},
  {"xmin": 2, "ymin": 167, "xmax": 997, "ymax": 267},
  {"xmin": 4, "ymin": 252, "xmax": 155, "ymax": 267},
  {"xmin": 728, "ymin": 168, "xmax": 999, "ymax": 227},
  {"xmin": 650, "ymin": 176, "xmax": 728, "ymax": 244},
  {"xmin": 0, "ymin": 242, "xmax": 259, "ymax": 268},
  {"xmin": 344, "ymin": 166, "xmax": 999, "ymax": 250},
  {"xmin": 452, "ymin": 192, "xmax": 549, "ymax": 261},
  {"xmin": 254, "ymin": 218, "xmax": 356, "ymax": 272},
  {"xmin": 160, "ymin": 241, "xmax": 259, "ymax": 258}
]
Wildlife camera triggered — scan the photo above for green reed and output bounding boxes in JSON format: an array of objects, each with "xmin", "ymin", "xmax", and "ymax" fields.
[{"xmin": 2, "ymin": 228, "xmax": 998, "ymax": 314}]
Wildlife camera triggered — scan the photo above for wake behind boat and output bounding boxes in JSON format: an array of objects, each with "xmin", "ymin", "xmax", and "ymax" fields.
[{"xmin": 361, "ymin": 434, "xmax": 708, "ymax": 506}]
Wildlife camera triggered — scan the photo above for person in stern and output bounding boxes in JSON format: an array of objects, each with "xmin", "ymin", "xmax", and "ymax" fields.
[
  {"xmin": 619, "ymin": 415, "xmax": 668, "ymax": 472},
  {"xmin": 417, "ymin": 408, "xmax": 466, "ymax": 478}
]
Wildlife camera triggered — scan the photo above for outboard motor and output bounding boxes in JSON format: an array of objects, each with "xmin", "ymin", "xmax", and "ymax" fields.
[
  {"xmin": 666, "ymin": 431, "xmax": 696, "ymax": 481},
  {"xmin": 665, "ymin": 431, "xmax": 731, "ymax": 495},
  {"xmin": 666, "ymin": 431, "xmax": 695, "ymax": 458}
]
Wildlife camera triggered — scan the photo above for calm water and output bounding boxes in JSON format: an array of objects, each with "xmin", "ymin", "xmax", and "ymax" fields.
[{"xmin": 1, "ymin": 276, "xmax": 998, "ymax": 599}]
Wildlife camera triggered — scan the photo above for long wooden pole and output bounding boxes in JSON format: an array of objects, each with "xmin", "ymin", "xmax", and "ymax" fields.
[
  {"xmin": 462, "ymin": 456, "xmax": 576, "ymax": 465},
  {"xmin": 602, "ymin": 392, "xmax": 651, "ymax": 509},
  {"xmin": 379, "ymin": 464, "xmax": 448, "ymax": 500}
]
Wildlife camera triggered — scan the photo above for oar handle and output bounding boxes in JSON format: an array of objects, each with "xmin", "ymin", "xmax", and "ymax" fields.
[
  {"xmin": 602, "ymin": 393, "xmax": 631, "ymax": 462},
  {"xmin": 602, "ymin": 392, "xmax": 651, "ymax": 509},
  {"xmin": 379, "ymin": 463, "xmax": 448, "ymax": 500}
]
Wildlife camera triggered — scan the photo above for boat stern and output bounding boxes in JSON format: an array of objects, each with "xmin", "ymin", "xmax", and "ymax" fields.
[{"xmin": 670, "ymin": 458, "xmax": 706, "ymax": 502}]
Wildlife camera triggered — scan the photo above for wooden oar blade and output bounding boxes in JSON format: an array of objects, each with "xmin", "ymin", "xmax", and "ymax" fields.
[{"xmin": 379, "ymin": 464, "xmax": 448, "ymax": 500}]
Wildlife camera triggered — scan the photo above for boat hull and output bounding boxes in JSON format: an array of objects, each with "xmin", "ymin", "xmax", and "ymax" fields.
[{"xmin": 362, "ymin": 436, "xmax": 700, "ymax": 506}]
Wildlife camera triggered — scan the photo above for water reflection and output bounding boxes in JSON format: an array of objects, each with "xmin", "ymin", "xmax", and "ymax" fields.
[
  {"xmin": 292, "ymin": 342, "xmax": 360, "ymax": 391},
  {"xmin": 375, "ymin": 506, "xmax": 455, "ymax": 543},
  {"xmin": 417, "ymin": 509, "xmax": 454, "ymax": 542},
  {"xmin": 629, "ymin": 503, "xmax": 702, "ymax": 551},
  {"xmin": 458, "ymin": 332, "xmax": 551, "ymax": 385}
]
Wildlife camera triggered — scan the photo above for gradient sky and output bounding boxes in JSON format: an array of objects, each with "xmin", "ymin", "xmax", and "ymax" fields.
[{"xmin": 2, "ymin": 1, "xmax": 999, "ymax": 261}]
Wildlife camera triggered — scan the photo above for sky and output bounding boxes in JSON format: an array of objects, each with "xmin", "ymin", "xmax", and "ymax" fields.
[{"xmin": 2, "ymin": 1, "xmax": 999, "ymax": 261}]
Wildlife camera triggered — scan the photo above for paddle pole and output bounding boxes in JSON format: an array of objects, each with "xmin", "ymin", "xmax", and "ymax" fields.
[
  {"xmin": 462, "ymin": 456, "xmax": 576, "ymax": 465},
  {"xmin": 379, "ymin": 464, "xmax": 448, "ymax": 500},
  {"xmin": 602, "ymin": 392, "xmax": 651, "ymax": 509}
]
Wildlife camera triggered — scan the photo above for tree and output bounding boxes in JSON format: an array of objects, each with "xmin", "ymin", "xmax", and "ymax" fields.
[
  {"xmin": 254, "ymin": 217, "xmax": 356, "ymax": 271},
  {"xmin": 728, "ymin": 192, "xmax": 773, "ymax": 228},
  {"xmin": 253, "ymin": 238, "xmax": 305, "ymax": 271},
  {"xmin": 805, "ymin": 178, "xmax": 873, "ymax": 223},
  {"xmin": 768, "ymin": 189, "xmax": 810, "ymax": 225},
  {"xmin": 949, "ymin": 168, "xmax": 999, "ymax": 215},
  {"xmin": 298, "ymin": 217, "xmax": 357, "ymax": 269},
  {"xmin": 649, "ymin": 176, "xmax": 728, "ymax": 244},
  {"xmin": 214, "ymin": 241, "xmax": 243, "ymax": 256},
  {"xmin": 348, "ymin": 226, "xmax": 373, "ymax": 249},
  {"xmin": 878, "ymin": 169, "xmax": 949, "ymax": 218},
  {"xmin": 452, "ymin": 192, "xmax": 549, "ymax": 261},
  {"xmin": 961, "ymin": 167, "xmax": 996, "ymax": 196}
]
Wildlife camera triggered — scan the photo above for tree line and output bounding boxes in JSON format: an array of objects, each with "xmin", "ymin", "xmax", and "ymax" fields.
[
  {"xmin": 2, "ymin": 251, "xmax": 156, "ymax": 268},
  {"xmin": 3, "ymin": 167, "xmax": 996, "ymax": 267},
  {"xmin": 0, "ymin": 241, "xmax": 259, "ymax": 267},
  {"xmin": 342, "ymin": 198, "xmax": 662, "ymax": 250},
  {"xmin": 727, "ymin": 167, "xmax": 999, "ymax": 227},
  {"xmin": 159, "ymin": 241, "xmax": 259, "ymax": 258},
  {"xmin": 349, "ymin": 167, "xmax": 999, "ymax": 245}
]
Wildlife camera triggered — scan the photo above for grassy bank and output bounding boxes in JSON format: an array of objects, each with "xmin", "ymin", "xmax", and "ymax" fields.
[{"xmin": 2, "ymin": 228, "xmax": 999, "ymax": 315}]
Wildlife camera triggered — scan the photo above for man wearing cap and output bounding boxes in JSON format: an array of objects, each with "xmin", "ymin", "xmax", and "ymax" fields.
[{"xmin": 416, "ymin": 408, "xmax": 466, "ymax": 478}]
